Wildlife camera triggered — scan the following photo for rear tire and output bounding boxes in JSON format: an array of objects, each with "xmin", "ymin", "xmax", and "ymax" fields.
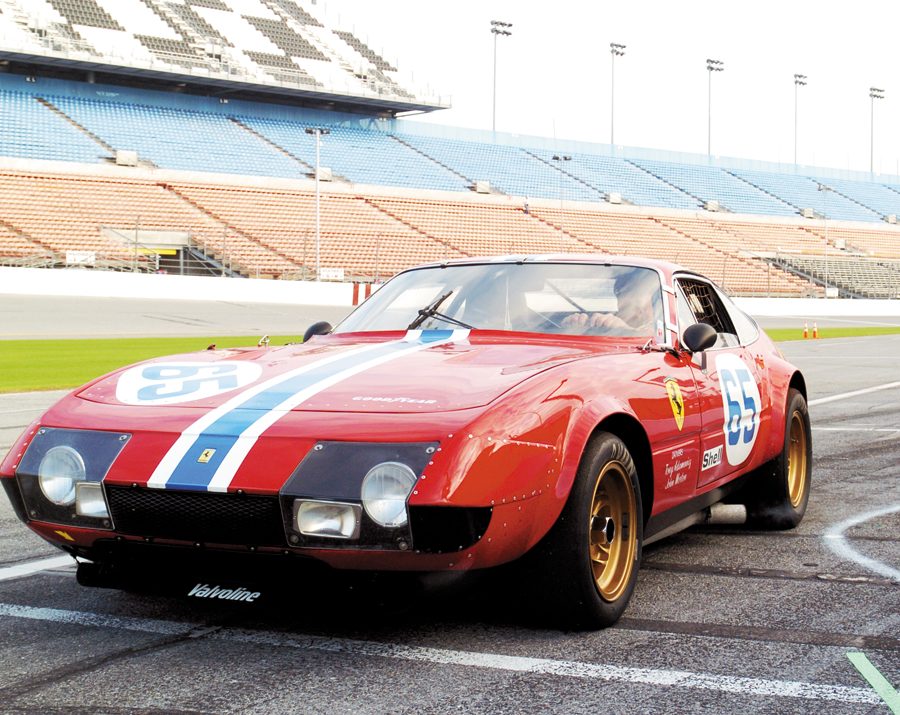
[
  {"xmin": 531, "ymin": 432, "xmax": 642, "ymax": 629},
  {"xmin": 745, "ymin": 388, "xmax": 811, "ymax": 529}
]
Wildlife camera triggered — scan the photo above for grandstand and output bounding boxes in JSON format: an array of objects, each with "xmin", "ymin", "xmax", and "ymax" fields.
[{"xmin": 1, "ymin": 0, "xmax": 899, "ymax": 298}]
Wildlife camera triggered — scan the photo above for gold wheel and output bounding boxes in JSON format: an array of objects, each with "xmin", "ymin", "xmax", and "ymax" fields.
[
  {"xmin": 787, "ymin": 409, "xmax": 809, "ymax": 509},
  {"xmin": 589, "ymin": 461, "xmax": 638, "ymax": 602}
]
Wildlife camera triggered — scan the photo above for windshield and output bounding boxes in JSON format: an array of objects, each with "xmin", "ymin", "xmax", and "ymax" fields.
[{"xmin": 334, "ymin": 262, "xmax": 666, "ymax": 340}]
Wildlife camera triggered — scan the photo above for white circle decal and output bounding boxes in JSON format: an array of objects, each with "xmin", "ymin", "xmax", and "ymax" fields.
[
  {"xmin": 115, "ymin": 362, "xmax": 262, "ymax": 405},
  {"xmin": 716, "ymin": 354, "xmax": 761, "ymax": 466}
]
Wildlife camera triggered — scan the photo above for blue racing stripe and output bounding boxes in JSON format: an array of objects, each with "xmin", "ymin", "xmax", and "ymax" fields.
[
  {"xmin": 417, "ymin": 329, "xmax": 454, "ymax": 343},
  {"xmin": 166, "ymin": 434, "xmax": 240, "ymax": 491}
]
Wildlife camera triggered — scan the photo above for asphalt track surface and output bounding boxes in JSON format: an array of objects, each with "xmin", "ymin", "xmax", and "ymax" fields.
[{"xmin": 0, "ymin": 326, "xmax": 898, "ymax": 712}]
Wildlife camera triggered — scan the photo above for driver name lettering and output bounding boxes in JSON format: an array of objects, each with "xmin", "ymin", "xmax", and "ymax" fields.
[{"xmin": 664, "ymin": 457, "xmax": 692, "ymax": 489}]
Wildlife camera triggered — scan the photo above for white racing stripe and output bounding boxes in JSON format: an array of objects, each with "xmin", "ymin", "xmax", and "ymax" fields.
[
  {"xmin": 809, "ymin": 381, "xmax": 900, "ymax": 407},
  {"xmin": 0, "ymin": 555, "xmax": 74, "ymax": 582},
  {"xmin": 0, "ymin": 602, "xmax": 881, "ymax": 704},
  {"xmin": 208, "ymin": 334, "xmax": 459, "ymax": 491},
  {"xmin": 147, "ymin": 341, "xmax": 390, "ymax": 489},
  {"xmin": 823, "ymin": 504, "xmax": 900, "ymax": 583}
]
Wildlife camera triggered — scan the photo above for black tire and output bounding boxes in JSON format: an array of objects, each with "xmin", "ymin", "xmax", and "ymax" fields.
[
  {"xmin": 745, "ymin": 388, "xmax": 811, "ymax": 529},
  {"xmin": 531, "ymin": 432, "xmax": 643, "ymax": 629}
]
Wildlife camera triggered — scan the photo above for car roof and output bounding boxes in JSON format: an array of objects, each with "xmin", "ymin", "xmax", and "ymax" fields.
[{"xmin": 407, "ymin": 254, "xmax": 690, "ymax": 279}]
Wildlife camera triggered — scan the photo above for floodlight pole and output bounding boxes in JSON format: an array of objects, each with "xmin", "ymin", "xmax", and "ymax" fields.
[
  {"xmin": 706, "ymin": 58, "xmax": 724, "ymax": 157},
  {"xmin": 610, "ymin": 43, "xmax": 625, "ymax": 146},
  {"xmin": 794, "ymin": 74, "xmax": 806, "ymax": 166},
  {"xmin": 305, "ymin": 127, "xmax": 330, "ymax": 280},
  {"xmin": 869, "ymin": 87, "xmax": 884, "ymax": 174},
  {"xmin": 817, "ymin": 182, "xmax": 831, "ymax": 298},
  {"xmin": 491, "ymin": 20, "xmax": 512, "ymax": 133}
]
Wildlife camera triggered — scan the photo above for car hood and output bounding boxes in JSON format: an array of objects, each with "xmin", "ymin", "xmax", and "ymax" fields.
[{"xmin": 76, "ymin": 330, "xmax": 632, "ymax": 414}]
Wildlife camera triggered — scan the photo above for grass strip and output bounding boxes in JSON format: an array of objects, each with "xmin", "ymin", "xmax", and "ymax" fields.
[
  {"xmin": 766, "ymin": 326, "xmax": 900, "ymax": 342},
  {"xmin": 3, "ymin": 326, "xmax": 900, "ymax": 393},
  {"xmin": 0, "ymin": 336, "xmax": 298, "ymax": 394}
]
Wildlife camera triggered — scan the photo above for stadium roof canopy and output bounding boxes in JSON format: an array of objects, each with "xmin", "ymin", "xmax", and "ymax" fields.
[
  {"xmin": 0, "ymin": 51, "xmax": 446, "ymax": 115},
  {"xmin": 0, "ymin": 0, "xmax": 448, "ymax": 117}
]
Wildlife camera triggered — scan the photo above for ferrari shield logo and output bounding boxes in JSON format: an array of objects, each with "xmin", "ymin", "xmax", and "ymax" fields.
[
  {"xmin": 198, "ymin": 448, "xmax": 216, "ymax": 464},
  {"xmin": 665, "ymin": 378, "xmax": 685, "ymax": 431}
]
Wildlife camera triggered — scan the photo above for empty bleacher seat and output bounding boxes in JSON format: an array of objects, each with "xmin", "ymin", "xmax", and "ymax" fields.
[
  {"xmin": 0, "ymin": 90, "xmax": 104, "ymax": 164},
  {"xmin": 631, "ymin": 159, "xmax": 796, "ymax": 216},
  {"xmin": 44, "ymin": 94, "xmax": 307, "ymax": 178},
  {"xmin": 729, "ymin": 169, "xmax": 880, "ymax": 223}
]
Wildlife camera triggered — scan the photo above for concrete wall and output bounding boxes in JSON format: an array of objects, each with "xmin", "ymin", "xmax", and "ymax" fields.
[
  {"xmin": 0, "ymin": 267, "xmax": 352, "ymax": 306},
  {"xmin": 3, "ymin": 266, "xmax": 900, "ymax": 316}
]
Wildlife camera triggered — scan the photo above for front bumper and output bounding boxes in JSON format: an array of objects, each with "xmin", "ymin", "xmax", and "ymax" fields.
[{"xmin": 23, "ymin": 491, "xmax": 548, "ymax": 573}]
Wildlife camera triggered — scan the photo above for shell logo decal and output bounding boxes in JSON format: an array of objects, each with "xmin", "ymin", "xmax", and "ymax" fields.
[{"xmin": 665, "ymin": 378, "xmax": 685, "ymax": 431}]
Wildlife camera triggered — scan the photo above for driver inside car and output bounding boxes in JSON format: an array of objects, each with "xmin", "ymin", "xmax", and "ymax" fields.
[{"xmin": 561, "ymin": 268, "xmax": 663, "ymax": 338}]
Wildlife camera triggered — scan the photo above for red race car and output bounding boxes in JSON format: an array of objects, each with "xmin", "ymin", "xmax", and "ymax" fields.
[{"xmin": 1, "ymin": 256, "xmax": 811, "ymax": 628}]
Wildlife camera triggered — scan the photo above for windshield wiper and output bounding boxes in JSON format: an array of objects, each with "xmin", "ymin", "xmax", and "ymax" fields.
[{"xmin": 407, "ymin": 290, "xmax": 474, "ymax": 330}]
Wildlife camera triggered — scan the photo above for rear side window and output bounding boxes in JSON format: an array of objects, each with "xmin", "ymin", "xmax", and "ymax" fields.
[{"xmin": 717, "ymin": 291, "xmax": 760, "ymax": 345}]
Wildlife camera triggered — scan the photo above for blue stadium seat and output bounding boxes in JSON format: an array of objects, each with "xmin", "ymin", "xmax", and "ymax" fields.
[
  {"xmin": 238, "ymin": 118, "xmax": 467, "ymax": 191},
  {"xmin": 632, "ymin": 159, "xmax": 796, "ymax": 216},
  {"xmin": 807, "ymin": 177, "xmax": 900, "ymax": 220},
  {"xmin": 729, "ymin": 169, "xmax": 880, "ymax": 223},
  {"xmin": 0, "ymin": 89, "xmax": 104, "ymax": 164},
  {"xmin": 530, "ymin": 152, "xmax": 700, "ymax": 210},
  {"xmin": 395, "ymin": 134, "xmax": 603, "ymax": 201},
  {"xmin": 44, "ymin": 95, "xmax": 305, "ymax": 178}
]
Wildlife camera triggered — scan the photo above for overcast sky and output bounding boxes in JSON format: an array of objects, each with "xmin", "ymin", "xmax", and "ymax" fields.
[{"xmin": 322, "ymin": 0, "xmax": 899, "ymax": 176}]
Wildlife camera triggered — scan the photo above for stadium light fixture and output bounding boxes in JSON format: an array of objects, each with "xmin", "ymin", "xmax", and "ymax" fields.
[
  {"xmin": 794, "ymin": 74, "xmax": 807, "ymax": 166},
  {"xmin": 305, "ymin": 127, "xmax": 330, "ymax": 280},
  {"xmin": 491, "ymin": 20, "xmax": 513, "ymax": 133},
  {"xmin": 706, "ymin": 58, "xmax": 724, "ymax": 157},
  {"xmin": 869, "ymin": 87, "xmax": 885, "ymax": 174},
  {"xmin": 610, "ymin": 43, "xmax": 626, "ymax": 146}
]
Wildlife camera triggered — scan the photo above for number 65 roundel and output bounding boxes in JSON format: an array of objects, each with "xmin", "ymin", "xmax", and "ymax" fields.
[{"xmin": 716, "ymin": 354, "xmax": 762, "ymax": 467}]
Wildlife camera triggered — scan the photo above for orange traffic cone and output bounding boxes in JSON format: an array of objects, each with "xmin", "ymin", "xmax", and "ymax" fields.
[
  {"xmin": 803, "ymin": 322, "xmax": 809, "ymax": 339},
  {"xmin": 813, "ymin": 322, "xmax": 819, "ymax": 339}
]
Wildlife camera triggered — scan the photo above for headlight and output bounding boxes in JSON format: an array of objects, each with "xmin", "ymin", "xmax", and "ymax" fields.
[
  {"xmin": 38, "ymin": 446, "xmax": 86, "ymax": 506},
  {"xmin": 361, "ymin": 461, "xmax": 417, "ymax": 527}
]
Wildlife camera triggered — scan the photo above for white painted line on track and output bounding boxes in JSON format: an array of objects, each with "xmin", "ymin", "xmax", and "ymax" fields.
[
  {"xmin": 0, "ymin": 602, "xmax": 882, "ymax": 705},
  {"xmin": 809, "ymin": 381, "xmax": 900, "ymax": 407},
  {"xmin": 812, "ymin": 427, "xmax": 900, "ymax": 433},
  {"xmin": 0, "ymin": 555, "xmax": 75, "ymax": 582},
  {"xmin": 824, "ymin": 504, "xmax": 900, "ymax": 583}
]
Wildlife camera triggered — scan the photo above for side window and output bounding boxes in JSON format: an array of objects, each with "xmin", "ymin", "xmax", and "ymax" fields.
[
  {"xmin": 717, "ymin": 289, "xmax": 760, "ymax": 345},
  {"xmin": 675, "ymin": 278, "xmax": 739, "ymax": 349}
]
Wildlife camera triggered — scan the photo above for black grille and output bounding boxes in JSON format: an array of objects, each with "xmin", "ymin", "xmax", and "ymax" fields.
[
  {"xmin": 409, "ymin": 506, "xmax": 492, "ymax": 553},
  {"xmin": 106, "ymin": 487, "xmax": 285, "ymax": 546}
]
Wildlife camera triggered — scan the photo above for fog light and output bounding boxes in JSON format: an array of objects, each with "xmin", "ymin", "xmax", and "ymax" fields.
[
  {"xmin": 75, "ymin": 482, "xmax": 109, "ymax": 519},
  {"xmin": 294, "ymin": 500, "xmax": 361, "ymax": 539}
]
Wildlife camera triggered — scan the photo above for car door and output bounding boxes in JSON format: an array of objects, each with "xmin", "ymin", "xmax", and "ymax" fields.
[{"xmin": 674, "ymin": 276, "xmax": 768, "ymax": 489}]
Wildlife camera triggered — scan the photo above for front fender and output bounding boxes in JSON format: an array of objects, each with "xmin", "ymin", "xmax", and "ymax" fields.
[{"xmin": 409, "ymin": 370, "xmax": 638, "ymax": 558}]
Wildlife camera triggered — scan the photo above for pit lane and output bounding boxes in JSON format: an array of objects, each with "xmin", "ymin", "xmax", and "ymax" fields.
[{"xmin": 0, "ymin": 335, "xmax": 897, "ymax": 714}]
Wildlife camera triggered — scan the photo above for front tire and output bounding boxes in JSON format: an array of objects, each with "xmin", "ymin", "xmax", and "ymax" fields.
[
  {"xmin": 745, "ymin": 388, "xmax": 811, "ymax": 529},
  {"xmin": 532, "ymin": 432, "xmax": 643, "ymax": 629}
]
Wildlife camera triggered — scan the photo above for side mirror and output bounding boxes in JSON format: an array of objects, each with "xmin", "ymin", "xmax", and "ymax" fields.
[
  {"xmin": 303, "ymin": 321, "xmax": 333, "ymax": 342},
  {"xmin": 682, "ymin": 322, "xmax": 717, "ymax": 353}
]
